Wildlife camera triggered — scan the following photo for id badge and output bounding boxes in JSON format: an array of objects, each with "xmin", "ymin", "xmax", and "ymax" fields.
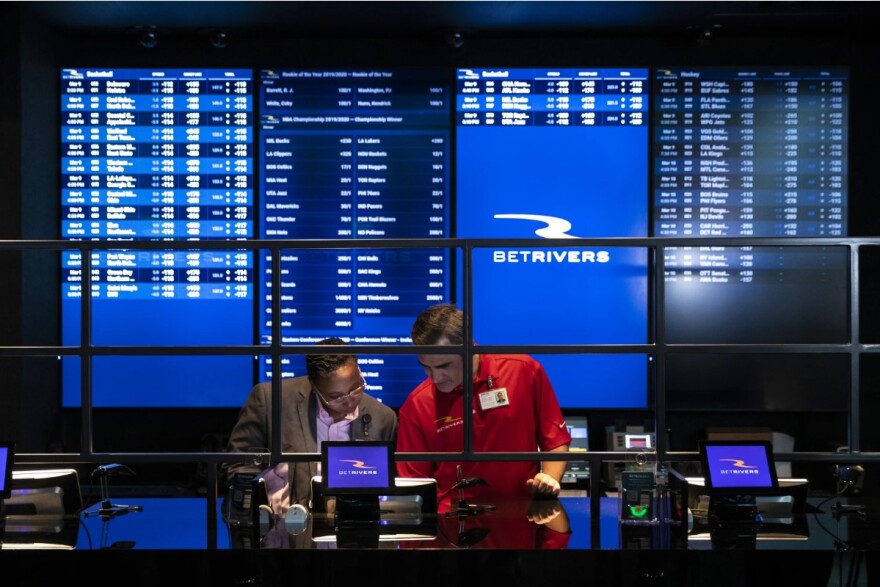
[{"xmin": 479, "ymin": 387, "xmax": 509, "ymax": 411}]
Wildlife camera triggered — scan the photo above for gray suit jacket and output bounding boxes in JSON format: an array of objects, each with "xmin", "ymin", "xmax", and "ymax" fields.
[{"xmin": 225, "ymin": 376, "xmax": 398, "ymax": 508}]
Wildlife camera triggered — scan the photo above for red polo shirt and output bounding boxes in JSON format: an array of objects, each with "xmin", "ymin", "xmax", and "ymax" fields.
[{"xmin": 396, "ymin": 354, "xmax": 571, "ymax": 512}]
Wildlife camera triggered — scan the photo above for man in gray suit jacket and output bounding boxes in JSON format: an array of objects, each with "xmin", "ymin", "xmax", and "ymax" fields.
[{"xmin": 224, "ymin": 337, "xmax": 398, "ymax": 514}]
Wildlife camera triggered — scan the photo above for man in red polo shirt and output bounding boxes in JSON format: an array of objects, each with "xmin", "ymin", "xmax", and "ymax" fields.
[{"xmin": 396, "ymin": 304, "xmax": 572, "ymax": 515}]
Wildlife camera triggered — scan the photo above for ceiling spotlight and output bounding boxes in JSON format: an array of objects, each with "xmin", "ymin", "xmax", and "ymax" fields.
[
  {"xmin": 139, "ymin": 27, "xmax": 159, "ymax": 49},
  {"xmin": 695, "ymin": 24, "xmax": 721, "ymax": 46},
  {"xmin": 210, "ymin": 30, "xmax": 229, "ymax": 49},
  {"xmin": 447, "ymin": 31, "xmax": 465, "ymax": 50}
]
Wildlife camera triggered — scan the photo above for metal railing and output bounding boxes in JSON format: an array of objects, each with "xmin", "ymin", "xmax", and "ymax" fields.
[{"xmin": 3, "ymin": 236, "xmax": 880, "ymax": 536}]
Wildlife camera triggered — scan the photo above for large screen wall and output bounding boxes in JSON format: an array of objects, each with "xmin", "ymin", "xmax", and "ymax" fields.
[
  {"xmin": 455, "ymin": 67, "xmax": 649, "ymax": 409},
  {"xmin": 60, "ymin": 68, "xmax": 255, "ymax": 407},
  {"xmin": 59, "ymin": 65, "xmax": 850, "ymax": 410},
  {"xmin": 257, "ymin": 69, "xmax": 451, "ymax": 408},
  {"xmin": 655, "ymin": 67, "xmax": 849, "ymax": 345}
]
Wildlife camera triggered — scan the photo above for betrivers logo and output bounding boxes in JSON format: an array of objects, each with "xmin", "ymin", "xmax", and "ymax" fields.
[
  {"xmin": 337, "ymin": 458, "xmax": 379, "ymax": 476},
  {"xmin": 492, "ymin": 214, "xmax": 610, "ymax": 264},
  {"xmin": 435, "ymin": 415, "xmax": 462, "ymax": 433},
  {"xmin": 718, "ymin": 457, "xmax": 760, "ymax": 475}
]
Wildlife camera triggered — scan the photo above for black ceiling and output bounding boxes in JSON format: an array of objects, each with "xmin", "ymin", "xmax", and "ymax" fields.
[{"xmin": 20, "ymin": 1, "xmax": 879, "ymax": 39}]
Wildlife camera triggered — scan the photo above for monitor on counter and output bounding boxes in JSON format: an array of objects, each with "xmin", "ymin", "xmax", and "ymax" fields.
[
  {"xmin": 0, "ymin": 441, "xmax": 14, "ymax": 500},
  {"xmin": 699, "ymin": 440, "xmax": 779, "ymax": 496},
  {"xmin": 311, "ymin": 474, "xmax": 438, "ymax": 546},
  {"xmin": 311, "ymin": 474, "xmax": 437, "ymax": 518},
  {"xmin": 625, "ymin": 433, "xmax": 653, "ymax": 450},
  {"xmin": 318, "ymin": 441, "xmax": 396, "ymax": 523},
  {"xmin": 561, "ymin": 416, "xmax": 590, "ymax": 489},
  {"xmin": 5, "ymin": 469, "xmax": 84, "ymax": 519},
  {"xmin": 0, "ymin": 517, "xmax": 80, "ymax": 550},
  {"xmin": 321, "ymin": 441, "xmax": 395, "ymax": 497}
]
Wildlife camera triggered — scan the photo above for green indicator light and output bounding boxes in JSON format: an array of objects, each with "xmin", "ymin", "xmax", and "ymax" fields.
[{"xmin": 628, "ymin": 505, "xmax": 649, "ymax": 518}]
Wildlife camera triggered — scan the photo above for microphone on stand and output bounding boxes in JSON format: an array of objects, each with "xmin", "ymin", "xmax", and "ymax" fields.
[
  {"xmin": 83, "ymin": 463, "xmax": 143, "ymax": 519},
  {"xmin": 438, "ymin": 465, "xmax": 495, "ymax": 517}
]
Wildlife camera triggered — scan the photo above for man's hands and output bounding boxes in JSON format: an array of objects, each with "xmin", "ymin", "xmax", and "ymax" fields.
[
  {"xmin": 526, "ymin": 471, "xmax": 561, "ymax": 498},
  {"xmin": 526, "ymin": 498, "xmax": 563, "ymax": 525},
  {"xmin": 261, "ymin": 515, "xmax": 290, "ymax": 549},
  {"xmin": 264, "ymin": 462, "xmax": 290, "ymax": 517}
]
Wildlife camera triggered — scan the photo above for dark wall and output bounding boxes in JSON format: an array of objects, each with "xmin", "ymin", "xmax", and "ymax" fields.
[{"xmin": 0, "ymin": 4, "xmax": 23, "ymax": 446}]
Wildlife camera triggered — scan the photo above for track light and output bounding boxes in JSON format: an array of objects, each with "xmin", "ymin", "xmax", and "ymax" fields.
[
  {"xmin": 138, "ymin": 26, "xmax": 159, "ymax": 49},
  {"xmin": 695, "ymin": 24, "xmax": 721, "ymax": 46},
  {"xmin": 210, "ymin": 30, "xmax": 230, "ymax": 49},
  {"xmin": 447, "ymin": 31, "xmax": 465, "ymax": 49}
]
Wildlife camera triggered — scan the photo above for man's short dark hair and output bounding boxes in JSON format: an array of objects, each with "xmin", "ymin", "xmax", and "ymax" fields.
[
  {"xmin": 305, "ymin": 337, "xmax": 357, "ymax": 381},
  {"xmin": 411, "ymin": 304, "xmax": 463, "ymax": 346}
]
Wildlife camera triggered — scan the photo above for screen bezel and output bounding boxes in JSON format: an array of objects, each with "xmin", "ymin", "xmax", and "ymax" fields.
[
  {"xmin": 699, "ymin": 440, "xmax": 780, "ymax": 495},
  {"xmin": 0, "ymin": 441, "xmax": 15, "ymax": 499},
  {"xmin": 320, "ymin": 440, "xmax": 395, "ymax": 496}
]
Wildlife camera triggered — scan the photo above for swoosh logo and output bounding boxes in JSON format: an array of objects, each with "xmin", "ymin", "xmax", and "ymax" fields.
[
  {"xmin": 435, "ymin": 415, "xmax": 461, "ymax": 426},
  {"xmin": 493, "ymin": 214, "xmax": 579, "ymax": 239},
  {"xmin": 339, "ymin": 459, "xmax": 376, "ymax": 469},
  {"xmin": 720, "ymin": 458, "xmax": 757, "ymax": 469}
]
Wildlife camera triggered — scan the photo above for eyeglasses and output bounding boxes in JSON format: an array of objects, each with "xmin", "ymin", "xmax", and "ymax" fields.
[{"xmin": 312, "ymin": 378, "xmax": 366, "ymax": 407}]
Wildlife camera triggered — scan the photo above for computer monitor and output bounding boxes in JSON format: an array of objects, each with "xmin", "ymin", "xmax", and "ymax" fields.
[
  {"xmin": 625, "ymin": 433, "xmax": 652, "ymax": 450},
  {"xmin": 311, "ymin": 474, "xmax": 438, "ymax": 547},
  {"xmin": 320, "ymin": 441, "xmax": 396, "ymax": 523},
  {"xmin": 699, "ymin": 440, "xmax": 779, "ymax": 495},
  {"xmin": 5, "ymin": 469, "xmax": 84, "ymax": 519},
  {"xmin": 310, "ymin": 514, "xmax": 438, "ymax": 547},
  {"xmin": 699, "ymin": 440, "xmax": 781, "ymax": 524},
  {"xmin": 311, "ymin": 475, "xmax": 438, "ymax": 518},
  {"xmin": 321, "ymin": 441, "xmax": 395, "ymax": 496},
  {"xmin": 561, "ymin": 416, "xmax": 589, "ymax": 490},
  {"xmin": 0, "ymin": 517, "xmax": 80, "ymax": 550},
  {"xmin": 689, "ymin": 516, "xmax": 810, "ymax": 545},
  {"xmin": 0, "ymin": 441, "xmax": 14, "ymax": 500}
]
